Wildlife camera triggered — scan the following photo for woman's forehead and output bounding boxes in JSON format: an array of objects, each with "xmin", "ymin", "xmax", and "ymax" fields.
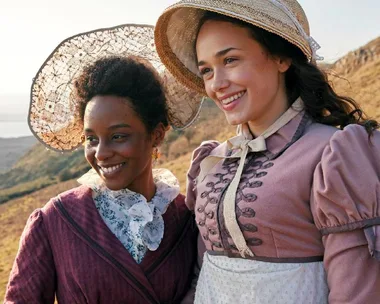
[
  {"xmin": 196, "ymin": 21, "xmax": 260, "ymax": 58},
  {"xmin": 84, "ymin": 96, "xmax": 141, "ymax": 126}
]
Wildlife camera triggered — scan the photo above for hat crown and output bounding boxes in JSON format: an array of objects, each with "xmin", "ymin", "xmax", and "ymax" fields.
[
  {"xmin": 280, "ymin": 0, "xmax": 310, "ymax": 35},
  {"xmin": 172, "ymin": 0, "xmax": 310, "ymax": 35},
  {"xmin": 154, "ymin": 0, "xmax": 321, "ymax": 99}
]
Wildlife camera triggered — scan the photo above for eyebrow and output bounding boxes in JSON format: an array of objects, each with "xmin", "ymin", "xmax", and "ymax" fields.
[
  {"xmin": 109, "ymin": 123, "xmax": 132, "ymax": 130},
  {"xmin": 197, "ymin": 47, "xmax": 241, "ymax": 66},
  {"xmin": 84, "ymin": 123, "xmax": 131, "ymax": 133}
]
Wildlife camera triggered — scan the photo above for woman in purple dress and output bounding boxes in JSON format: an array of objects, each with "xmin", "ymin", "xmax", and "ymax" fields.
[
  {"xmin": 154, "ymin": 0, "xmax": 380, "ymax": 303},
  {"xmin": 5, "ymin": 25, "xmax": 198, "ymax": 303}
]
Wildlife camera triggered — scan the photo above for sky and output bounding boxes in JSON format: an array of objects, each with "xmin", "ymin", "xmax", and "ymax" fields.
[{"xmin": 0, "ymin": 0, "xmax": 379, "ymax": 119}]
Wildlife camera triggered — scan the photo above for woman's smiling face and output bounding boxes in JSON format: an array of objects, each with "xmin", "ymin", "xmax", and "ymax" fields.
[
  {"xmin": 196, "ymin": 20, "xmax": 290, "ymax": 134},
  {"xmin": 83, "ymin": 95, "xmax": 154, "ymax": 192}
]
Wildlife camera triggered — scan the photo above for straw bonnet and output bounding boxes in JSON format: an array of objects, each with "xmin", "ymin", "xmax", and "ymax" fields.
[
  {"xmin": 29, "ymin": 24, "xmax": 204, "ymax": 152},
  {"xmin": 154, "ymin": 0, "xmax": 323, "ymax": 95}
]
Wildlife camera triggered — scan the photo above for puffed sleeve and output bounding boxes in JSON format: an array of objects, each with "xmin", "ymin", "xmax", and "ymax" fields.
[
  {"xmin": 186, "ymin": 140, "xmax": 219, "ymax": 211},
  {"xmin": 311, "ymin": 125, "xmax": 380, "ymax": 303},
  {"xmin": 4, "ymin": 209, "xmax": 56, "ymax": 303}
]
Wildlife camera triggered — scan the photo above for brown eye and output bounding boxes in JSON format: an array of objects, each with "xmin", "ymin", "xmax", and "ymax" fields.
[
  {"xmin": 224, "ymin": 57, "xmax": 236, "ymax": 64},
  {"xmin": 199, "ymin": 67, "xmax": 212, "ymax": 76},
  {"xmin": 112, "ymin": 134, "xmax": 129, "ymax": 141},
  {"xmin": 85, "ymin": 135, "xmax": 98, "ymax": 145}
]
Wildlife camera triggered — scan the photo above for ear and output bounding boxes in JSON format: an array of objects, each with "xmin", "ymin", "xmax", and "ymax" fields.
[
  {"xmin": 275, "ymin": 56, "xmax": 292, "ymax": 73},
  {"xmin": 151, "ymin": 122, "xmax": 167, "ymax": 147}
]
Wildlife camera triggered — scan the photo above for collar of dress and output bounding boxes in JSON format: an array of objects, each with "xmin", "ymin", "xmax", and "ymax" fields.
[
  {"xmin": 77, "ymin": 168, "xmax": 180, "ymax": 263},
  {"xmin": 198, "ymin": 97, "xmax": 304, "ymax": 258}
]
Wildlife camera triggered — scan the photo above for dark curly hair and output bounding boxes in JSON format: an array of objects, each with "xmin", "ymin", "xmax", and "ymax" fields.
[
  {"xmin": 74, "ymin": 56, "xmax": 169, "ymax": 134},
  {"xmin": 197, "ymin": 12, "xmax": 379, "ymax": 133}
]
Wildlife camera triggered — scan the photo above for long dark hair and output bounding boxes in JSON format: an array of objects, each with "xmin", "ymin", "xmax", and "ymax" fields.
[{"xmin": 197, "ymin": 12, "xmax": 378, "ymax": 133}]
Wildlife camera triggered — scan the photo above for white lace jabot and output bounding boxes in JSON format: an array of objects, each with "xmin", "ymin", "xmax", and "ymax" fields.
[{"xmin": 77, "ymin": 168, "xmax": 180, "ymax": 263}]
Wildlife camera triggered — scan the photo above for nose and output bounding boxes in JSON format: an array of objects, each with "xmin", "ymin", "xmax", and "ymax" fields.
[
  {"xmin": 210, "ymin": 69, "xmax": 229, "ymax": 92},
  {"xmin": 95, "ymin": 140, "xmax": 113, "ymax": 161}
]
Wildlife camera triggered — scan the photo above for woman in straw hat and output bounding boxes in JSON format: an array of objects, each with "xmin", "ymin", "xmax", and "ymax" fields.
[
  {"xmin": 4, "ymin": 25, "xmax": 198, "ymax": 304},
  {"xmin": 154, "ymin": 0, "xmax": 380, "ymax": 303}
]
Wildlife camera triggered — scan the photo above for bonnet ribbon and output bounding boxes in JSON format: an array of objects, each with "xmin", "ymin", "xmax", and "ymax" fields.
[
  {"xmin": 197, "ymin": 98, "xmax": 304, "ymax": 257},
  {"xmin": 268, "ymin": 0, "xmax": 324, "ymax": 61}
]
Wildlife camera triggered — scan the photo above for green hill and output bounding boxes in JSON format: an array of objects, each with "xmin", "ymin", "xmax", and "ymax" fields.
[
  {"xmin": 0, "ymin": 144, "xmax": 91, "ymax": 204},
  {"xmin": 1, "ymin": 37, "xmax": 380, "ymax": 299},
  {"xmin": 0, "ymin": 99, "xmax": 230, "ymax": 204},
  {"xmin": 2, "ymin": 35, "xmax": 380, "ymax": 205}
]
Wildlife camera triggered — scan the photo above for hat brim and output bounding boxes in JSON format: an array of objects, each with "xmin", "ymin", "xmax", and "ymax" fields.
[
  {"xmin": 29, "ymin": 24, "xmax": 204, "ymax": 152},
  {"xmin": 154, "ymin": 1, "xmax": 313, "ymax": 95}
]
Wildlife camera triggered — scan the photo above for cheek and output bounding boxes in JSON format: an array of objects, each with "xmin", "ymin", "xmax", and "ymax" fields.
[
  {"xmin": 119, "ymin": 140, "xmax": 149, "ymax": 158},
  {"xmin": 117, "ymin": 146, "xmax": 134, "ymax": 159},
  {"xmin": 243, "ymin": 60, "xmax": 277, "ymax": 87},
  {"xmin": 204, "ymin": 80, "xmax": 214, "ymax": 99},
  {"xmin": 84, "ymin": 146, "xmax": 95, "ymax": 163},
  {"xmin": 248, "ymin": 72, "xmax": 278, "ymax": 98},
  {"xmin": 259, "ymin": 62, "xmax": 280, "ymax": 86}
]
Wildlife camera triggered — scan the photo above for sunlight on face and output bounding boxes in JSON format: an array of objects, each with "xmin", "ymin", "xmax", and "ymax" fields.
[
  {"xmin": 83, "ymin": 96, "xmax": 154, "ymax": 192},
  {"xmin": 196, "ymin": 20, "xmax": 290, "ymax": 135}
]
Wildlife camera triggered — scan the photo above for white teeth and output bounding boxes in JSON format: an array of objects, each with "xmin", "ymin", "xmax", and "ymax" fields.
[
  {"xmin": 221, "ymin": 91, "xmax": 245, "ymax": 105},
  {"xmin": 100, "ymin": 163, "xmax": 123, "ymax": 174}
]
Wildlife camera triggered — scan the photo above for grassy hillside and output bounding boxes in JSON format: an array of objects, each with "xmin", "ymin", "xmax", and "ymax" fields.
[
  {"xmin": 0, "ymin": 99, "xmax": 234, "ymax": 298},
  {"xmin": 0, "ymin": 99, "xmax": 232, "ymax": 205},
  {"xmin": 328, "ymin": 37, "xmax": 380, "ymax": 120},
  {"xmin": 0, "ymin": 144, "xmax": 91, "ymax": 203},
  {"xmin": 1, "ymin": 37, "xmax": 379, "ymax": 298},
  {"xmin": 0, "ymin": 180, "xmax": 78, "ymax": 298},
  {"xmin": 0, "ymin": 148, "xmax": 222, "ymax": 299}
]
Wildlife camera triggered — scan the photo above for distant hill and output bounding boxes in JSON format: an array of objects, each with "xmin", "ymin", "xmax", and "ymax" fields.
[
  {"xmin": 0, "ymin": 99, "xmax": 231, "ymax": 204},
  {"xmin": 0, "ymin": 143, "xmax": 91, "ymax": 203},
  {"xmin": 0, "ymin": 136, "xmax": 37, "ymax": 172},
  {"xmin": 0, "ymin": 37, "xmax": 379, "ymax": 299},
  {"xmin": 328, "ymin": 37, "xmax": 380, "ymax": 120},
  {"xmin": 1, "ymin": 37, "xmax": 380, "ymax": 205}
]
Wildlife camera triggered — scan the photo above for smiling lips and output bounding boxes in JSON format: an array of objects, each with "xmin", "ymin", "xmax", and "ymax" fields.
[
  {"xmin": 98, "ymin": 163, "xmax": 125, "ymax": 174},
  {"xmin": 220, "ymin": 91, "xmax": 246, "ymax": 105}
]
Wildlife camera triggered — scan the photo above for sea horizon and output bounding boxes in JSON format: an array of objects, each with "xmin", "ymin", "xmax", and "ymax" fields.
[{"xmin": 0, "ymin": 121, "xmax": 33, "ymax": 139}]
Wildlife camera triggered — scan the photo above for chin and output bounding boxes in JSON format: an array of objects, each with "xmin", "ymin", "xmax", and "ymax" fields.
[
  {"xmin": 225, "ymin": 114, "xmax": 246, "ymax": 126},
  {"xmin": 106, "ymin": 185, "xmax": 122, "ymax": 191},
  {"xmin": 103, "ymin": 181, "xmax": 128, "ymax": 191},
  {"xmin": 104, "ymin": 183, "xmax": 119, "ymax": 191}
]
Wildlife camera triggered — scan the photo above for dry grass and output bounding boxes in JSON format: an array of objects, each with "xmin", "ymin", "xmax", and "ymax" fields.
[
  {"xmin": 0, "ymin": 180, "xmax": 78, "ymax": 299},
  {"xmin": 328, "ymin": 37, "xmax": 380, "ymax": 121},
  {"xmin": 1, "ymin": 37, "xmax": 379, "ymax": 299},
  {"xmin": 329, "ymin": 59, "xmax": 380, "ymax": 121},
  {"xmin": 0, "ymin": 152, "xmax": 201, "ymax": 298}
]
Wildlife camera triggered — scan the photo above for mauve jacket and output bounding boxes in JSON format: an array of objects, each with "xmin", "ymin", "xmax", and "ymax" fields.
[
  {"xmin": 4, "ymin": 186, "xmax": 197, "ymax": 304},
  {"xmin": 187, "ymin": 112, "xmax": 380, "ymax": 303}
]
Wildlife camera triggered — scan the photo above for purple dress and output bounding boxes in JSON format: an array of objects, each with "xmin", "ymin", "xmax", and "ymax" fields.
[
  {"xmin": 5, "ymin": 186, "xmax": 197, "ymax": 303},
  {"xmin": 187, "ymin": 110, "xmax": 380, "ymax": 303}
]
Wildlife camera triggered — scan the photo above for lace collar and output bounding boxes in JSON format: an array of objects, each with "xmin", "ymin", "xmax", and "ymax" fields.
[{"xmin": 77, "ymin": 168, "xmax": 180, "ymax": 263}]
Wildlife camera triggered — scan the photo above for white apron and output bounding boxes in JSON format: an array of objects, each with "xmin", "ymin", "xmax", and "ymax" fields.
[{"xmin": 195, "ymin": 252, "xmax": 329, "ymax": 304}]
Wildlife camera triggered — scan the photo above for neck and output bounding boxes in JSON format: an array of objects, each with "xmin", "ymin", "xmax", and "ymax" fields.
[
  {"xmin": 247, "ymin": 84, "xmax": 289, "ymax": 137},
  {"xmin": 127, "ymin": 163, "xmax": 156, "ymax": 202},
  {"xmin": 140, "ymin": 175, "xmax": 156, "ymax": 202}
]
